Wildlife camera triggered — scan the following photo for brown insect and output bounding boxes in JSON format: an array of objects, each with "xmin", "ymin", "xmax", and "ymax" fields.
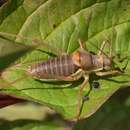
[
  {"xmin": 26, "ymin": 39, "xmax": 121, "ymax": 120},
  {"xmin": 0, "ymin": 32, "xmax": 122, "ymax": 120}
]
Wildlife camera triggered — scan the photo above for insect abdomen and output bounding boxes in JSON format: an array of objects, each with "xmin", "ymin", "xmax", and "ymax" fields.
[{"xmin": 27, "ymin": 55, "xmax": 79, "ymax": 79}]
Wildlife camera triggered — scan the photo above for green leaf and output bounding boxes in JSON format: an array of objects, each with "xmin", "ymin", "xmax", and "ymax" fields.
[
  {"xmin": 74, "ymin": 87, "xmax": 130, "ymax": 130},
  {"xmin": 0, "ymin": 0, "xmax": 130, "ymax": 120}
]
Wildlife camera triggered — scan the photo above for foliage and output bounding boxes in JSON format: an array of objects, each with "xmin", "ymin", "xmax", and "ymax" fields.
[{"xmin": 0, "ymin": 0, "xmax": 130, "ymax": 122}]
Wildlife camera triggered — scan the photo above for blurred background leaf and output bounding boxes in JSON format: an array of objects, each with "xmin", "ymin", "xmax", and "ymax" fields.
[{"xmin": 0, "ymin": 120, "xmax": 66, "ymax": 130}]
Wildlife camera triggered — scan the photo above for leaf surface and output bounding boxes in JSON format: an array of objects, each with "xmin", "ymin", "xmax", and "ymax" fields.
[{"xmin": 0, "ymin": 0, "xmax": 130, "ymax": 120}]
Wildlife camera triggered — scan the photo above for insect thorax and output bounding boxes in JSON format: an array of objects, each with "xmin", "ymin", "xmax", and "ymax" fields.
[
  {"xmin": 78, "ymin": 50, "xmax": 93, "ymax": 70},
  {"xmin": 73, "ymin": 49, "xmax": 111, "ymax": 71}
]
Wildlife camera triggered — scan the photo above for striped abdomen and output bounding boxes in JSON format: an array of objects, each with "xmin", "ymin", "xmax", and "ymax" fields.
[{"xmin": 27, "ymin": 55, "xmax": 79, "ymax": 79}]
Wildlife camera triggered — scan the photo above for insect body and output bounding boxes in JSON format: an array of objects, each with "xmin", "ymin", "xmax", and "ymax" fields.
[
  {"xmin": 27, "ymin": 39, "xmax": 120, "ymax": 120},
  {"xmin": 28, "ymin": 40, "xmax": 112, "ymax": 80},
  {"xmin": 27, "ymin": 54, "xmax": 79, "ymax": 80}
]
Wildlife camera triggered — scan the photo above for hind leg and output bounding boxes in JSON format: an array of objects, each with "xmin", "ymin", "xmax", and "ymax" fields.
[
  {"xmin": 96, "ymin": 70, "xmax": 121, "ymax": 76},
  {"xmin": 98, "ymin": 40, "xmax": 112, "ymax": 59},
  {"xmin": 76, "ymin": 74, "xmax": 89, "ymax": 121}
]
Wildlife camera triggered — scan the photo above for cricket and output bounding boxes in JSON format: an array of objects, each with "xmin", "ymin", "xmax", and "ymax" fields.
[{"xmin": 0, "ymin": 32, "xmax": 127, "ymax": 120}]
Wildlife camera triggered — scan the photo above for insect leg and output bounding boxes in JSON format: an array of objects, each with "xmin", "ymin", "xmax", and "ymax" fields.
[
  {"xmin": 109, "ymin": 40, "xmax": 112, "ymax": 58},
  {"xmin": 98, "ymin": 40, "xmax": 113, "ymax": 60},
  {"xmin": 98, "ymin": 40, "xmax": 108, "ymax": 55},
  {"xmin": 95, "ymin": 70, "xmax": 121, "ymax": 76},
  {"xmin": 76, "ymin": 74, "xmax": 89, "ymax": 120},
  {"xmin": 53, "ymin": 69, "xmax": 83, "ymax": 81},
  {"xmin": 78, "ymin": 39, "xmax": 86, "ymax": 50}
]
